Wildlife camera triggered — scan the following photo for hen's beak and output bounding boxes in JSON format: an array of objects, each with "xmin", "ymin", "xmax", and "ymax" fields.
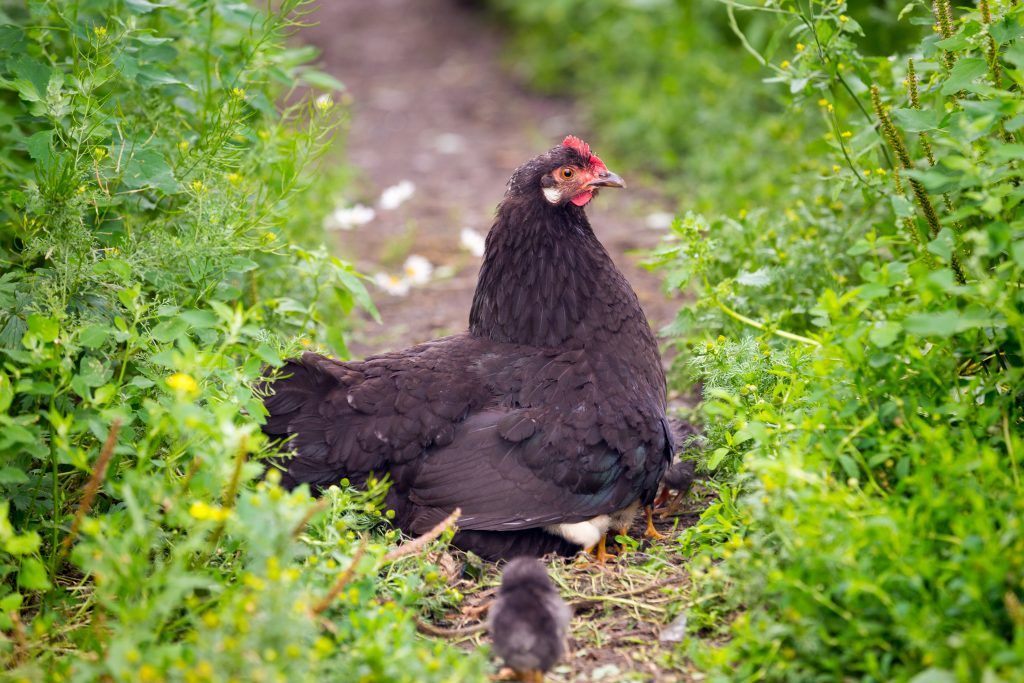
[{"xmin": 586, "ymin": 169, "xmax": 626, "ymax": 189}]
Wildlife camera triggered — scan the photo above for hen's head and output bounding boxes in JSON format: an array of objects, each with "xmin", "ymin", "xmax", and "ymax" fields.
[{"xmin": 506, "ymin": 135, "xmax": 624, "ymax": 208}]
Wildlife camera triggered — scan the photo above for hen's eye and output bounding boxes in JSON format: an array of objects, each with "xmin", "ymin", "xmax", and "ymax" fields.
[{"xmin": 560, "ymin": 167, "xmax": 575, "ymax": 179}]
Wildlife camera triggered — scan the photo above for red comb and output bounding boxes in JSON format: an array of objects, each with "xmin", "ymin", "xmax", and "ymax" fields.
[
  {"xmin": 562, "ymin": 135, "xmax": 608, "ymax": 173},
  {"xmin": 562, "ymin": 135, "xmax": 592, "ymax": 158}
]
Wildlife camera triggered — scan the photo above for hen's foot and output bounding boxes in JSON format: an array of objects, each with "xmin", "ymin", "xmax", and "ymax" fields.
[{"xmin": 644, "ymin": 506, "xmax": 667, "ymax": 540}]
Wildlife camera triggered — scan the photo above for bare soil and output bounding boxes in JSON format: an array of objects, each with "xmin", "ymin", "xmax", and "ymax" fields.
[{"xmin": 301, "ymin": 2, "xmax": 703, "ymax": 680}]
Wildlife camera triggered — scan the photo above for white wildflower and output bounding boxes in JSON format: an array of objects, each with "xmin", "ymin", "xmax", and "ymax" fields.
[
  {"xmin": 378, "ymin": 180, "xmax": 415, "ymax": 210},
  {"xmin": 373, "ymin": 272, "xmax": 410, "ymax": 297},
  {"xmin": 324, "ymin": 204, "xmax": 375, "ymax": 230},
  {"xmin": 315, "ymin": 94, "xmax": 334, "ymax": 111},
  {"xmin": 459, "ymin": 227, "xmax": 486, "ymax": 257},
  {"xmin": 645, "ymin": 212, "xmax": 675, "ymax": 230},
  {"xmin": 403, "ymin": 254, "xmax": 433, "ymax": 285}
]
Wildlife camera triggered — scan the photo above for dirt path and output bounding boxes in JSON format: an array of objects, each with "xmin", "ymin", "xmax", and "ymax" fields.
[
  {"xmin": 303, "ymin": 0, "xmax": 679, "ymax": 358},
  {"xmin": 301, "ymin": 3, "xmax": 699, "ymax": 681}
]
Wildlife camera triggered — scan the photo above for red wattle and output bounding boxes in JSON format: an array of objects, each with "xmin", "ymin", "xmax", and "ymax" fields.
[{"xmin": 571, "ymin": 191, "xmax": 594, "ymax": 206}]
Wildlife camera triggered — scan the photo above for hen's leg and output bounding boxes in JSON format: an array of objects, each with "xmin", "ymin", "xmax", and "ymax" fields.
[
  {"xmin": 644, "ymin": 506, "xmax": 666, "ymax": 540},
  {"xmin": 584, "ymin": 535, "xmax": 612, "ymax": 564}
]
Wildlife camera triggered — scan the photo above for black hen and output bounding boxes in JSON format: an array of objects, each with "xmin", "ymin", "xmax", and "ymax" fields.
[
  {"xmin": 488, "ymin": 557, "xmax": 571, "ymax": 683},
  {"xmin": 261, "ymin": 136, "xmax": 671, "ymax": 561}
]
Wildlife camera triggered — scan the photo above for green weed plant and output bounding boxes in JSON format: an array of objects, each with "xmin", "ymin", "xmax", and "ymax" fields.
[{"xmin": 0, "ymin": 1, "xmax": 485, "ymax": 680}]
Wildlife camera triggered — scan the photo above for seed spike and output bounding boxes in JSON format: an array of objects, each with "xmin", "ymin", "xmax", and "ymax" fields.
[{"xmin": 871, "ymin": 85, "xmax": 964, "ymax": 282}]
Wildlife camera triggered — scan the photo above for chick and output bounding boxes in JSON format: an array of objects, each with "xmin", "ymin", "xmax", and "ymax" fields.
[
  {"xmin": 655, "ymin": 460, "xmax": 697, "ymax": 518},
  {"xmin": 488, "ymin": 557, "xmax": 571, "ymax": 682}
]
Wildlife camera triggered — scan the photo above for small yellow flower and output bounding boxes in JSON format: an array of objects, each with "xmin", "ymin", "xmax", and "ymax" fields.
[
  {"xmin": 824, "ymin": 132, "xmax": 834, "ymax": 141},
  {"xmin": 189, "ymin": 501, "xmax": 231, "ymax": 522},
  {"xmin": 178, "ymin": 140, "xmax": 190, "ymax": 153},
  {"xmin": 876, "ymin": 168, "xmax": 887, "ymax": 176},
  {"xmin": 258, "ymin": 130, "xmax": 270, "ymax": 140},
  {"xmin": 202, "ymin": 612, "xmax": 219, "ymax": 628},
  {"xmin": 818, "ymin": 98, "xmax": 829, "ymax": 107},
  {"xmin": 315, "ymin": 94, "xmax": 334, "ymax": 111},
  {"xmin": 841, "ymin": 130, "xmax": 852, "ymax": 139},
  {"xmin": 138, "ymin": 664, "xmax": 161, "ymax": 682},
  {"xmin": 738, "ymin": 208, "xmax": 748, "ymax": 219},
  {"xmin": 780, "ymin": 60, "xmax": 791, "ymax": 69},
  {"xmin": 226, "ymin": 172, "xmax": 242, "ymax": 184},
  {"xmin": 167, "ymin": 372, "xmax": 199, "ymax": 394},
  {"xmin": 77, "ymin": 184, "xmax": 87, "ymax": 194},
  {"xmin": 231, "ymin": 87, "xmax": 246, "ymax": 99},
  {"xmin": 863, "ymin": 168, "xmax": 872, "ymax": 176},
  {"xmin": 190, "ymin": 180, "xmax": 206, "ymax": 193},
  {"xmin": 299, "ymin": 337, "xmax": 311, "ymax": 347},
  {"xmin": 243, "ymin": 573, "xmax": 267, "ymax": 590},
  {"xmin": 93, "ymin": 26, "xmax": 108, "ymax": 38},
  {"xmin": 92, "ymin": 146, "xmax": 107, "ymax": 160},
  {"xmin": 832, "ymin": 164, "xmax": 841, "ymax": 173},
  {"xmin": 796, "ymin": 43, "xmax": 805, "ymax": 51},
  {"xmin": 839, "ymin": 14, "xmax": 849, "ymax": 23}
]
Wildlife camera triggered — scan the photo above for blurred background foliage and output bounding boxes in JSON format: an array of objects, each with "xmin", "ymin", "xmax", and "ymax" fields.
[{"xmin": 492, "ymin": 0, "xmax": 1024, "ymax": 679}]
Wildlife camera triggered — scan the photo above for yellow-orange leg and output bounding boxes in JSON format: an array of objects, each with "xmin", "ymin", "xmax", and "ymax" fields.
[
  {"xmin": 517, "ymin": 670, "xmax": 544, "ymax": 683},
  {"xmin": 584, "ymin": 534, "xmax": 613, "ymax": 564},
  {"xmin": 644, "ymin": 505, "xmax": 667, "ymax": 540}
]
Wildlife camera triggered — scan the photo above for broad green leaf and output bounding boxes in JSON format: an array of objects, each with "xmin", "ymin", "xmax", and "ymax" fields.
[
  {"xmin": 0, "ymin": 467, "xmax": 29, "ymax": 485},
  {"xmin": 78, "ymin": 356, "xmax": 111, "ymax": 387},
  {"xmin": 990, "ymin": 16, "xmax": 1024, "ymax": 45},
  {"xmin": 79, "ymin": 325, "xmax": 110, "ymax": 349},
  {"xmin": 151, "ymin": 317, "xmax": 189, "ymax": 343},
  {"xmin": 941, "ymin": 58, "xmax": 988, "ymax": 95},
  {"xmin": 26, "ymin": 314, "xmax": 58, "ymax": 342},
  {"xmin": 706, "ymin": 447, "xmax": 729, "ymax": 471},
  {"xmin": 891, "ymin": 108, "xmax": 943, "ymax": 132},
  {"xmin": 8, "ymin": 57, "xmax": 50, "ymax": 103},
  {"xmin": 903, "ymin": 310, "xmax": 995, "ymax": 337},
  {"xmin": 868, "ymin": 322, "xmax": 901, "ymax": 348},
  {"xmin": 837, "ymin": 454, "xmax": 859, "ymax": 479},
  {"xmin": 5, "ymin": 530, "xmax": 40, "ymax": 555},
  {"xmin": 17, "ymin": 557, "xmax": 50, "ymax": 591},
  {"xmin": 299, "ymin": 69, "xmax": 346, "ymax": 92},
  {"xmin": 927, "ymin": 228, "xmax": 955, "ymax": 262},
  {"xmin": 93, "ymin": 257, "xmax": 132, "ymax": 281},
  {"xmin": 25, "ymin": 129, "xmax": 54, "ymax": 165},
  {"xmin": 118, "ymin": 145, "xmax": 177, "ymax": 193},
  {"xmin": 180, "ymin": 309, "xmax": 218, "ymax": 328}
]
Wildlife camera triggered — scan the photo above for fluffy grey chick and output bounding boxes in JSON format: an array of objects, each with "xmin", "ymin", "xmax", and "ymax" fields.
[{"xmin": 488, "ymin": 557, "xmax": 571, "ymax": 683}]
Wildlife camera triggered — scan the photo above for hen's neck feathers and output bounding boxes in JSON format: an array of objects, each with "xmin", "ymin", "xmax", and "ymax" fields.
[{"xmin": 469, "ymin": 195, "xmax": 653, "ymax": 353}]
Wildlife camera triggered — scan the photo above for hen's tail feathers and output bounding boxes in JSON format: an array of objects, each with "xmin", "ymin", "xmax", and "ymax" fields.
[{"xmin": 260, "ymin": 354, "xmax": 350, "ymax": 491}]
